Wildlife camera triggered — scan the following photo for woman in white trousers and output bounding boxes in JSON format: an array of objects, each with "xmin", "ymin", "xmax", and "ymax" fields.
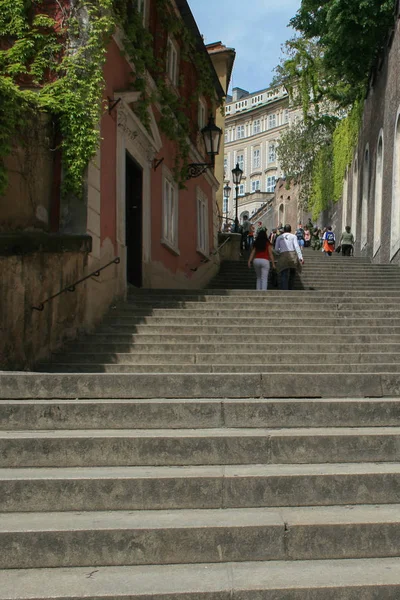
[{"xmin": 248, "ymin": 229, "xmax": 276, "ymax": 290}]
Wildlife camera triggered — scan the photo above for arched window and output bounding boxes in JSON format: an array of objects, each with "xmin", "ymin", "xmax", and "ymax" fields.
[
  {"xmin": 351, "ymin": 155, "xmax": 358, "ymax": 242},
  {"xmin": 342, "ymin": 168, "xmax": 349, "ymax": 233},
  {"xmin": 361, "ymin": 146, "xmax": 369, "ymax": 249},
  {"xmin": 391, "ymin": 111, "xmax": 400, "ymax": 259},
  {"xmin": 373, "ymin": 132, "xmax": 384, "ymax": 256}
]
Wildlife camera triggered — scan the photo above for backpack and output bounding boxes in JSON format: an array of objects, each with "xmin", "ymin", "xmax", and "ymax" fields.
[{"xmin": 326, "ymin": 231, "xmax": 335, "ymax": 245}]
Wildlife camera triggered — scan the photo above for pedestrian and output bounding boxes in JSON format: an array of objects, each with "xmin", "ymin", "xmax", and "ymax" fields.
[
  {"xmin": 248, "ymin": 229, "xmax": 276, "ymax": 291},
  {"xmin": 269, "ymin": 228, "xmax": 277, "ymax": 246},
  {"xmin": 247, "ymin": 223, "xmax": 255, "ymax": 250},
  {"xmin": 296, "ymin": 224, "xmax": 305, "ymax": 248},
  {"xmin": 340, "ymin": 225, "xmax": 355, "ymax": 256},
  {"xmin": 322, "ymin": 226, "xmax": 336, "ymax": 256},
  {"xmin": 304, "ymin": 226, "xmax": 311, "ymax": 247},
  {"xmin": 241, "ymin": 215, "xmax": 251, "ymax": 250},
  {"xmin": 275, "ymin": 224, "xmax": 304, "ymax": 290}
]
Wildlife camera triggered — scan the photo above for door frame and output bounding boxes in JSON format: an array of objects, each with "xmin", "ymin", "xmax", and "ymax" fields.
[{"xmin": 116, "ymin": 99, "xmax": 161, "ymax": 281}]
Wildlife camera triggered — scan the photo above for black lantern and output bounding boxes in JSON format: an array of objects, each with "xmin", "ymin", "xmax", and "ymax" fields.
[
  {"xmin": 232, "ymin": 163, "xmax": 243, "ymax": 231},
  {"xmin": 223, "ymin": 184, "xmax": 231, "ymax": 198},
  {"xmin": 232, "ymin": 162, "xmax": 243, "ymax": 186},
  {"xmin": 186, "ymin": 116, "xmax": 223, "ymax": 180}
]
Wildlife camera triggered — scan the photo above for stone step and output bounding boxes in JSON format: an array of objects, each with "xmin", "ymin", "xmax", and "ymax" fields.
[
  {"xmin": 2, "ymin": 398, "xmax": 398, "ymax": 430},
  {"xmin": 128, "ymin": 289, "xmax": 400, "ymax": 297},
  {"xmin": 39, "ymin": 363, "xmax": 400, "ymax": 374},
  {"xmin": 1, "ymin": 371, "xmax": 398, "ymax": 398},
  {"xmin": 2, "ymin": 462, "xmax": 400, "ymax": 512},
  {"xmin": 2, "ymin": 558, "xmax": 400, "ymax": 600},
  {"xmin": 100, "ymin": 316, "xmax": 400, "ymax": 326},
  {"xmin": 1, "ymin": 427, "xmax": 400, "ymax": 467},
  {"xmin": 97, "ymin": 325, "xmax": 400, "ymax": 335},
  {"xmin": 52, "ymin": 343, "xmax": 400, "ymax": 356},
  {"xmin": 122, "ymin": 299, "xmax": 400, "ymax": 309},
  {"xmin": 86, "ymin": 333, "xmax": 400, "ymax": 344},
  {"xmin": 1, "ymin": 505, "xmax": 400, "ymax": 568}
]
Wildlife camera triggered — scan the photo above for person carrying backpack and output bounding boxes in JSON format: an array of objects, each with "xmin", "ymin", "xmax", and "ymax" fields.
[{"xmin": 322, "ymin": 226, "xmax": 336, "ymax": 256}]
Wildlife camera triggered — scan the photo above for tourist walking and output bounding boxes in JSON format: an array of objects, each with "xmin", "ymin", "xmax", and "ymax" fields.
[
  {"xmin": 296, "ymin": 224, "xmax": 305, "ymax": 248},
  {"xmin": 322, "ymin": 226, "xmax": 336, "ymax": 256},
  {"xmin": 275, "ymin": 224, "xmax": 304, "ymax": 290},
  {"xmin": 304, "ymin": 226, "xmax": 311, "ymax": 247},
  {"xmin": 241, "ymin": 215, "xmax": 251, "ymax": 250},
  {"xmin": 340, "ymin": 226, "xmax": 355, "ymax": 256},
  {"xmin": 248, "ymin": 229, "xmax": 276, "ymax": 291}
]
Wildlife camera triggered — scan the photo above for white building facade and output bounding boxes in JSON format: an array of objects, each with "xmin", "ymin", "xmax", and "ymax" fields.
[{"xmin": 223, "ymin": 85, "xmax": 298, "ymax": 223}]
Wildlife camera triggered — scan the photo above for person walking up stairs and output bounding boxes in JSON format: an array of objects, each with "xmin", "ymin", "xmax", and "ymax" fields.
[{"xmin": 1, "ymin": 248, "xmax": 400, "ymax": 598}]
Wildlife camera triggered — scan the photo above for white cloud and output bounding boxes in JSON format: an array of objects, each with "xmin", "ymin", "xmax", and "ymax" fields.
[{"xmin": 188, "ymin": 0, "xmax": 301, "ymax": 91}]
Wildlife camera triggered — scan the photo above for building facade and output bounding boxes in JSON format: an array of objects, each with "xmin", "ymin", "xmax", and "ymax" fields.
[
  {"xmin": 0, "ymin": 0, "xmax": 227, "ymax": 369},
  {"xmin": 223, "ymin": 85, "xmax": 298, "ymax": 224}
]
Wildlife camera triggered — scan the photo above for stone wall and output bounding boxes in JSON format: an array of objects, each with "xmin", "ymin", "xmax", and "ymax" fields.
[{"xmin": 0, "ymin": 233, "xmax": 123, "ymax": 370}]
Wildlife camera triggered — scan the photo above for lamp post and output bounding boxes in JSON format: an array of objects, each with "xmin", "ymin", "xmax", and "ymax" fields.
[
  {"xmin": 223, "ymin": 183, "xmax": 231, "ymax": 226},
  {"xmin": 231, "ymin": 162, "xmax": 243, "ymax": 232},
  {"xmin": 186, "ymin": 116, "xmax": 223, "ymax": 180}
]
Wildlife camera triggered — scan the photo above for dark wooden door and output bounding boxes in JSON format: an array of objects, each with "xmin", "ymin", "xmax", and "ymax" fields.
[{"xmin": 125, "ymin": 152, "xmax": 143, "ymax": 287}]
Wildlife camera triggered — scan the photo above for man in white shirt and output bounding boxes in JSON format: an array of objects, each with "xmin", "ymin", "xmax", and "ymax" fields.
[{"xmin": 275, "ymin": 224, "xmax": 304, "ymax": 290}]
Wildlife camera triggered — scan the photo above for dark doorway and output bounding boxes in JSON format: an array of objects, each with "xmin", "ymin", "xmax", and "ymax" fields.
[{"xmin": 125, "ymin": 152, "xmax": 143, "ymax": 287}]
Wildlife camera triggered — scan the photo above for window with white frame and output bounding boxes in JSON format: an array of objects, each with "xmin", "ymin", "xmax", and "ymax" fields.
[
  {"xmin": 162, "ymin": 173, "xmax": 178, "ymax": 252},
  {"xmin": 224, "ymin": 157, "xmax": 228, "ymax": 178},
  {"xmin": 239, "ymin": 183, "xmax": 245, "ymax": 196},
  {"xmin": 197, "ymin": 189, "xmax": 209, "ymax": 255},
  {"xmin": 283, "ymin": 109, "xmax": 289, "ymax": 124},
  {"xmin": 251, "ymin": 180, "xmax": 260, "ymax": 193},
  {"xmin": 223, "ymin": 196, "xmax": 229, "ymax": 213},
  {"xmin": 237, "ymin": 125, "xmax": 245, "ymax": 139},
  {"xmin": 269, "ymin": 114, "xmax": 277, "ymax": 128},
  {"xmin": 266, "ymin": 176, "xmax": 276, "ymax": 192},
  {"xmin": 253, "ymin": 148, "xmax": 261, "ymax": 170},
  {"xmin": 224, "ymin": 131, "xmax": 228, "ymax": 143},
  {"xmin": 198, "ymin": 98, "xmax": 206, "ymax": 130},
  {"xmin": 253, "ymin": 119, "xmax": 261, "ymax": 135},
  {"xmin": 268, "ymin": 143, "xmax": 276, "ymax": 163},
  {"xmin": 237, "ymin": 153, "xmax": 244, "ymax": 172},
  {"xmin": 167, "ymin": 38, "xmax": 179, "ymax": 86}
]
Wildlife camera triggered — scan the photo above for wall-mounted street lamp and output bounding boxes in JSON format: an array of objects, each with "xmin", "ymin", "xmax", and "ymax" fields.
[
  {"xmin": 232, "ymin": 162, "xmax": 243, "ymax": 231},
  {"xmin": 186, "ymin": 116, "xmax": 223, "ymax": 180},
  {"xmin": 223, "ymin": 183, "xmax": 231, "ymax": 225}
]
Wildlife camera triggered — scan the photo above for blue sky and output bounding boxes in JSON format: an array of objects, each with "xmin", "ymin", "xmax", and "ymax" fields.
[{"xmin": 188, "ymin": 0, "xmax": 301, "ymax": 93}]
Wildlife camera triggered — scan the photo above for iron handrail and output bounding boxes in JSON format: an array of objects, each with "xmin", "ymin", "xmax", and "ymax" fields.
[
  {"xmin": 189, "ymin": 237, "xmax": 231, "ymax": 272},
  {"xmin": 32, "ymin": 257, "xmax": 121, "ymax": 311},
  {"xmin": 212, "ymin": 235, "xmax": 231, "ymax": 256}
]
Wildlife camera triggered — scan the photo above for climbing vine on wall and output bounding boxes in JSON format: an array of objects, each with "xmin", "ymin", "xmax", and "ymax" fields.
[{"xmin": 0, "ymin": 0, "xmax": 218, "ymax": 197}]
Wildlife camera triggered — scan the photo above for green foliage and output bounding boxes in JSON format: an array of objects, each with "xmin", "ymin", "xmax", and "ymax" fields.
[
  {"xmin": 332, "ymin": 101, "xmax": 363, "ymax": 201},
  {"xmin": 309, "ymin": 143, "xmax": 334, "ymax": 219},
  {"xmin": 0, "ymin": 0, "xmax": 218, "ymax": 197}
]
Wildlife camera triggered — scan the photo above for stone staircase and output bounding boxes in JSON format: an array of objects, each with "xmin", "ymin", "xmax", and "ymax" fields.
[{"xmin": 2, "ymin": 249, "xmax": 400, "ymax": 598}]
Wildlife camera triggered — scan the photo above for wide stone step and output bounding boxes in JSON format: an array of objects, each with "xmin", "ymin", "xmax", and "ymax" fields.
[
  {"xmin": 1, "ymin": 371, "xmax": 398, "ymax": 398},
  {"xmin": 2, "ymin": 558, "xmax": 400, "ymax": 600},
  {"xmin": 3, "ymin": 398, "xmax": 398, "ymax": 430},
  {"xmin": 129, "ymin": 289, "xmax": 400, "ymax": 297},
  {"xmin": 100, "ymin": 316, "xmax": 400, "ymax": 326},
  {"xmin": 1, "ymin": 427, "xmax": 400, "ymax": 467},
  {"xmin": 2, "ymin": 463, "xmax": 400, "ymax": 512},
  {"xmin": 39, "ymin": 363, "xmax": 400, "ymax": 374},
  {"xmin": 1, "ymin": 505, "xmax": 400, "ymax": 568},
  {"xmin": 62, "ymin": 343, "xmax": 400, "ymax": 356},
  {"xmin": 86, "ymin": 332, "xmax": 400, "ymax": 344},
  {"xmin": 122, "ymin": 300, "xmax": 400, "ymax": 310},
  {"xmin": 97, "ymin": 325, "xmax": 400, "ymax": 336}
]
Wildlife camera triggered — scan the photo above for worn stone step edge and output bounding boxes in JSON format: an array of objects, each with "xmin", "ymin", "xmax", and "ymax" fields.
[
  {"xmin": 1, "ymin": 372, "xmax": 400, "ymax": 398},
  {"xmin": 2, "ymin": 463, "xmax": 400, "ymax": 512},
  {"xmin": 2, "ymin": 398, "xmax": 399, "ymax": 430},
  {"xmin": 1, "ymin": 505, "xmax": 400, "ymax": 568},
  {"xmin": 2, "ymin": 558, "xmax": 400, "ymax": 600}
]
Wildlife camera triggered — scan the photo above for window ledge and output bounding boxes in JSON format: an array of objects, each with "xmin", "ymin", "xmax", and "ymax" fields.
[
  {"xmin": 196, "ymin": 247, "xmax": 210, "ymax": 260},
  {"xmin": 161, "ymin": 238, "xmax": 180, "ymax": 256}
]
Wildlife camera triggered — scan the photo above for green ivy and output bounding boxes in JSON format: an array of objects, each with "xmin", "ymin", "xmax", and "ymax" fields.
[
  {"xmin": 309, "ymin": 143, "xmax": 334, "ymax": 219},
  {"xmin": 0, "ymin": 0, "xmax": 218, "ymax": 198},
  {"xmin": 332, "ymin": 100, "xmax": 363, "ymax": 201}
]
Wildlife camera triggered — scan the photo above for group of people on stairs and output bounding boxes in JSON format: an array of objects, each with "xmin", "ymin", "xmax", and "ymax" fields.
[{"xmin": 247, "ymin": 222, "xmax": 356, "ymax": 291}]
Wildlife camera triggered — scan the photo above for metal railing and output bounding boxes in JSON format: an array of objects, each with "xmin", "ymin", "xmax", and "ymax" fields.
[
  {"xmin": 32, "ymin": 257, "xmax": 121, "ymax": 312},
  {"xmin": 189, "ymin": 237, "xmax": 231, "ymax": 272}
]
